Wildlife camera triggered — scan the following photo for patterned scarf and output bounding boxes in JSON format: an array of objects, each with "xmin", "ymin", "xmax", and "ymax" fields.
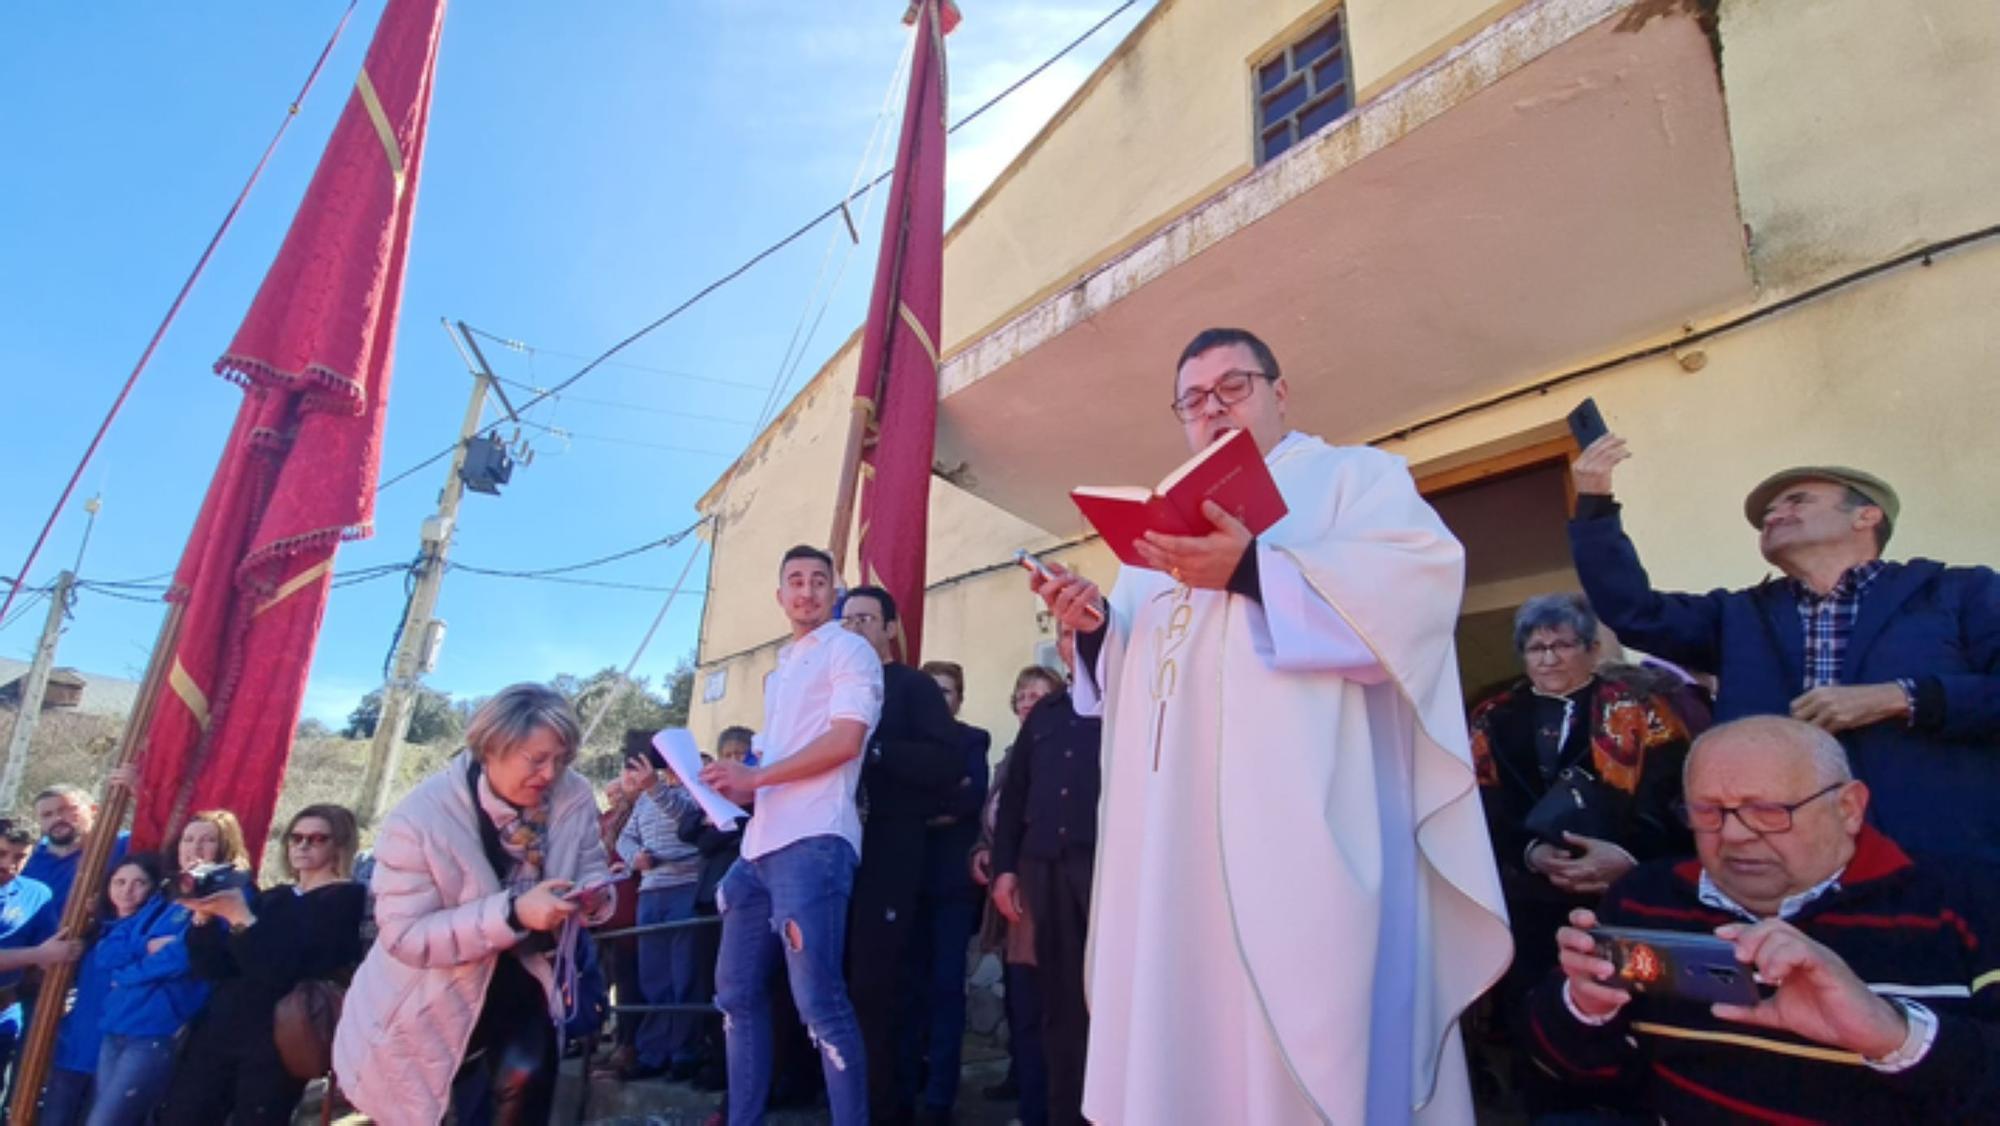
[{"xmin": 476, "ymin": 770, "xmax": 553, "ymax": 887}]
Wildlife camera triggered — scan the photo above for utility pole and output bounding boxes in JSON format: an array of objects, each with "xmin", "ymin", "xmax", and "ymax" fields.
[
  {"xmin": 354, "ymin": 322, "xmax": 517, "ymax": 823},
  {"xmin": 1, "ymin": 571, "xmax": 76, "ymax": 810}
]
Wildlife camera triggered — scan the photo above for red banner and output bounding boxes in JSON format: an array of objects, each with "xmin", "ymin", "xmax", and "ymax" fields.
[
  {"xmin": 133, "ymin": 0, "xmax": 447, "ymax": 856},
  {"xmin": 853, "ymin": 0, "xmax": 955, "ymax": 663}
]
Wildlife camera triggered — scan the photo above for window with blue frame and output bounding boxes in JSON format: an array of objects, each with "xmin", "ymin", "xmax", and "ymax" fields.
[{"xmin": 1255, "ymin": 10, "xmax": 1352, "ymax": 164}]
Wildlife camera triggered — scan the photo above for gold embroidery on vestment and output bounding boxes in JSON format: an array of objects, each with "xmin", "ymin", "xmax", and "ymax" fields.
[{"xmin": 1147, "ymin": 591, "xmax": 1194, "ymax": 771}]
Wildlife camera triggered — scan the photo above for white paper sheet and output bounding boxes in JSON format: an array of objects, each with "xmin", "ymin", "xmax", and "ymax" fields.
[{"xmin": 651, "ymin": 728, "xmax": 748, "ymax": 829}]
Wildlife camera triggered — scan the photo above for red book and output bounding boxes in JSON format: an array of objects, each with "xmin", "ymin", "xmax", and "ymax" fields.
[{"xmin": 1070, "ymin": 428, "xmax": 1289, "ymax": 568}]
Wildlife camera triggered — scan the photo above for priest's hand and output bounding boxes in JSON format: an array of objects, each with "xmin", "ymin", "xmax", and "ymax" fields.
[
  {"xmin": 1571, "ymin": 434, "xmax": 1629, "ymax": 496},
  {"xmin": 1711, "ymin": 920, "xmax": 1909, "ymax": 1058},
  {"xmin": 1028, "ymin": 560, "xmax": 1107, "ymax": 633},
  {"xmin": 991, "ymin": 872, "xmax": 1025, "ymax": 925},
  {"xmin": 1555, "ymin": 909, "xmax": 1630, "ymax": 1022},
  {"xmin": 1790, "ymin": 684, "xmax": 1909, "ymax": 733},
  {"xmin": 1538, "ymin": 833, "xmax": 1637, "ymax": 897},
  {"xmin": 969, "ymin": 846, "xmax": 993, "ymax": 887},
  {"xmin": 1135, "ymin": 501, "xmax": 1252, "ymax": 588}
]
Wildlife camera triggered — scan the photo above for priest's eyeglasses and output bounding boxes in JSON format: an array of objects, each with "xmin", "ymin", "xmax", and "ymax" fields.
[
  {"xmin": 1171, "ymin": 369, "xmax": 1273, "ymax": 421},
  {"xmin": 1676, "ymin": 782, "xmax": 1845, "ymax": 834}
]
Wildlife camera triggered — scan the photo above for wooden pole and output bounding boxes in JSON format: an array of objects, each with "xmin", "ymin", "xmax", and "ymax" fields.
[
  {"xmin": 8, "ymin": 599, "xmax": 186, "ymax": 1124},
  {"xmin": 827, "ymin": 0, "xmax": 938, "ymax": 575},
  {"xmin": 826, "ymin": 399, "xmax": 873, "ymax": 575},
  {"xmin": 355, "ymin": 340, "xmax": 490, "ymax": 824}
]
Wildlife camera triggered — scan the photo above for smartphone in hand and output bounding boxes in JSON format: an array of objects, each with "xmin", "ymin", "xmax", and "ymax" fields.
[
  {"xmin": 1014, "ymin": 549, "xmax": 1105, "ymax": 628},
  {"xmin": 1567, "ymin": 397, "xmax": 1610, "ymax": 450},
  {"xmin": 563, "ymin": 876, "xmax": 616, "ymax": 914},
  {"xmin": 1590, "ymin": 926, "xmax": 1761, "ymax": 1006}
]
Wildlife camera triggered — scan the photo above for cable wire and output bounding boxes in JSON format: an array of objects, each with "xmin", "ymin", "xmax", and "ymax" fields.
[{"xmin": 378, "ymin": 0, "xmax": 1144, "ymax": 494}]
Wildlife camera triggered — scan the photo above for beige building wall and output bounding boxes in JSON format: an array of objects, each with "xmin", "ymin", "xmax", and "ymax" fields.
[
  {"xmin": 1389, "ymin": 0, "xmax": 2000, "ymax": 589},
  {"xmin": 693, "ymin": 0, "xmax": 1999, "ymax": 750}
]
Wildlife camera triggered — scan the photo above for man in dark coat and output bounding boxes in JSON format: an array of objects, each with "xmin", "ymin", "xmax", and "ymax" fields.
[
  {"xmin": 838, "ymin": 585, "xmax": 964, "ymax": 1124},
  {"xmin": 1569, "ymin": 433, "xmax": 2000, "ymax": 861},
  {"xmin": 903, "ymin": 660, "xmax": 990, "ymax": 1124}
]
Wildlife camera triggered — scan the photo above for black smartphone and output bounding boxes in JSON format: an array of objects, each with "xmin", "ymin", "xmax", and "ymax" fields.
[
  {"xmin": 1567, "ymin": 397, "xmax": 1609, "ymax": 450},
  {"xmin": 1590, "ymin": 926, "xmax": 1761, "ymax": 1007}
]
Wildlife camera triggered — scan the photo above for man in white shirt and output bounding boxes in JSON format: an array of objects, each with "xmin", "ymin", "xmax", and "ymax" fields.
[{"xmin": 704, "ymin": 544, "xmax": 884, "ymax": 1126}]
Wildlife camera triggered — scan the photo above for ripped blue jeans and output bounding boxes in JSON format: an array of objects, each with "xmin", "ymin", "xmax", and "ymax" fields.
[{"xmin": 714, "ymin": 835, "xmax": 865, "ymax": 1125}]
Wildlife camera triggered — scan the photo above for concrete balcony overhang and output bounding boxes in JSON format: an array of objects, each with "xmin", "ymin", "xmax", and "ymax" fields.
[{"xmin": 935, "ymin": 0, "xmax": 1753, "ymax": 533}]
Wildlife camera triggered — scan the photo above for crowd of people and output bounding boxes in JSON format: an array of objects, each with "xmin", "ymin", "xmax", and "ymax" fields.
[
  {"xmin": 0, "ymin": 324, "xmax": 1994, "ymax": 1126},
  {"xmin": 0, "ymin": 788, "xmax": 365, "ymax": 1126}
]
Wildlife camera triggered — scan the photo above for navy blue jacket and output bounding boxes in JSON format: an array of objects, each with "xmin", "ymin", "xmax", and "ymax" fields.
[
  {"xmin": 1572, "ymin": 503, "xmax": 2000, "ymax": 860},
  {"xmin": 919, "ymin": 722, "xmax": 991, "ymax": 901},
  {"xmin": 992, "ymin": 692, "xmax": 1102, "ymax": 874}
]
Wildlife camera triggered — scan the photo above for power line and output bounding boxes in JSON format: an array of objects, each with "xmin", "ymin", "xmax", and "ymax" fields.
[
  {"xmin": 450, "ymin": 520, "xmax": 705, "ymax": 579},
  {"xmin": 487, "ymin": 373, "xmax": 754, "ymax": 427},
  {"xmin": 443, "ymin": 565, "xmax": 701, "ymax": 595},
  {"xmin": 474, "ymin": 342, "xmax": 768, "ymax": 392},
  {"xmin": 1373, "ymin": 220, "xmax": 2000, "ymax": 446},
  {"xmin": 377, "ymin": 0, "xmax": 1144, "ymax": 494},
  {"xmin": 510, "ymin": 418, "xmax": 735, "ymax": 459}
]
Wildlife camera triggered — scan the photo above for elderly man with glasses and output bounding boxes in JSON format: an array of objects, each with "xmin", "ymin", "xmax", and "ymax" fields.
[{"xmin": 1533, "ymin": 715, "xmax": 2000, "ymax": 1122}]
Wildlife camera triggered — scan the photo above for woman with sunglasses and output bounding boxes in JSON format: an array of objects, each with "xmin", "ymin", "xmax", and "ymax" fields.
[
  {"xmin": 159, "ymin": 804, "xmax": 366, "ymax": 1126},
  {"xmin": 334, "ymin": 684, "xmax": 615, "ymax": 1126}
]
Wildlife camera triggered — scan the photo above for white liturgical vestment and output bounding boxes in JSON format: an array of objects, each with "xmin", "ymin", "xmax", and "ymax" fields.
[{"xmin": 1074, "ymin": 432, "xmax": 1511, "ymax": 1125}]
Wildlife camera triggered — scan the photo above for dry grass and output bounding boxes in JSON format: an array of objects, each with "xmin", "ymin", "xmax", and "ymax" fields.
[{"xmin": 0, "ymin": 706, "xmax": 458, "ymax": 883}]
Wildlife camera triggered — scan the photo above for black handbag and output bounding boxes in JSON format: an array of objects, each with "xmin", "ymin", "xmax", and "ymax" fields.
[{"xmin": 1523, "ymin": 763, "xmax": 1627, "ymax": 847}]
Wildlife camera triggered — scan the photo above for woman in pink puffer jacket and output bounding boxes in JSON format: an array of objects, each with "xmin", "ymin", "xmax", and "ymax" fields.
[{"xmin": 333, "ymin": 684, "xmax": 616, "ymax": 1125}]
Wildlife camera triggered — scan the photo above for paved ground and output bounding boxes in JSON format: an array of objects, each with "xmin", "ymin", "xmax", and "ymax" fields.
[{"xmin": 561, "ymin": 1035, "xmax": 1020, "ymax": 1125}]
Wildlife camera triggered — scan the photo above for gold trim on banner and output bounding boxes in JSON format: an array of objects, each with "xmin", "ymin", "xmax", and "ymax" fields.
[
  {"xmin": 898, "ymin": 302, "xmax": 940, "ymax": 369},
  {"xmin": 168, "ymin": 659, "xmax": 211, "ymax": 733},
  {"xmin": 1973, "ymin": 968, "xmax": 2000, "ymax": 995},
  {"xmin": 355, "ymin": 70, "xmax": 407, "ymax": 197},
  {"xmin": 256, "ymin": 559, "xmax": 333, "ymax": 618}
]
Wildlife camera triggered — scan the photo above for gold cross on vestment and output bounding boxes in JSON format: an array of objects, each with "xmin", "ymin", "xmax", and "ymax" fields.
[{"xmin": 1147, "ymin": 594, "xmax": 1194, "ymax": 772}]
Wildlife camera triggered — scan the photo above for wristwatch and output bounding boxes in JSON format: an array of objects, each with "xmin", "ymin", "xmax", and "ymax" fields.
[{"xmin": 504, "ymin": 889, "xmax": 524, "ymax": 933}]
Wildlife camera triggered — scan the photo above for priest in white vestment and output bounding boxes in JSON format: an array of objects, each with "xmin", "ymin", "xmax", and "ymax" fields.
[{"xmin": 1031, "ymin": 328, "xmax": 1512, "ymax": 1124}]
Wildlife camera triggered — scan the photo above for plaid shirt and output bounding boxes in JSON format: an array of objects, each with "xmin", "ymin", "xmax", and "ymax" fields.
[{"xmin": 1793, "ymin": 560, "xmax": 1885, "ymax": 690}]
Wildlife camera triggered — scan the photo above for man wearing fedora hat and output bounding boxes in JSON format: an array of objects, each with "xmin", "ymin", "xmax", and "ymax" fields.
[{"xmin": 1567, "ymin": 431, "xmax": 2000, "ymax": 862}]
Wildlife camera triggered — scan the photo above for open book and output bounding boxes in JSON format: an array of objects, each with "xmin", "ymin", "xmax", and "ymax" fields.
[{"xmin": 1070, "ymin": 428, "xmax": 1288, "ymax": 568}]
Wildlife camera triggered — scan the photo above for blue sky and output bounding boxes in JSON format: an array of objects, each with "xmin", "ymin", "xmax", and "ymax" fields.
[{"xmin": 0, "ymin": 1, "xmax": 1151, "ymax": 725}]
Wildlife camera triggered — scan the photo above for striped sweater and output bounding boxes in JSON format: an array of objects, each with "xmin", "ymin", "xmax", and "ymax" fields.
[
  {"xmin": 1529, "ymin": 827, "xmax": 2000, "ymax": 1122},
  {"xmin": 617, "ymin": 784, "xmax": 701, "ymax": 891}
]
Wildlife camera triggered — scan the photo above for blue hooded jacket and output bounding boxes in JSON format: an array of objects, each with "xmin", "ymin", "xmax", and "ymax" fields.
[{"xmin": 54, "ymin": 897, "xmax": 206, "ymax": 1073}]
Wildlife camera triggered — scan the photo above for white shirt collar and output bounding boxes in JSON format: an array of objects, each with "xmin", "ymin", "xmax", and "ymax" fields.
[
  {"xmin": 1697, "ymin": 865, "xmax": 1846, "ymax": 922},
  {"xmin": 1266, "ymin": 430, "xmax": 1309, "ymax": 464},
  {"xmin": 779, "ymin": 618, "xmax": 847, "ymax": 659}
]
